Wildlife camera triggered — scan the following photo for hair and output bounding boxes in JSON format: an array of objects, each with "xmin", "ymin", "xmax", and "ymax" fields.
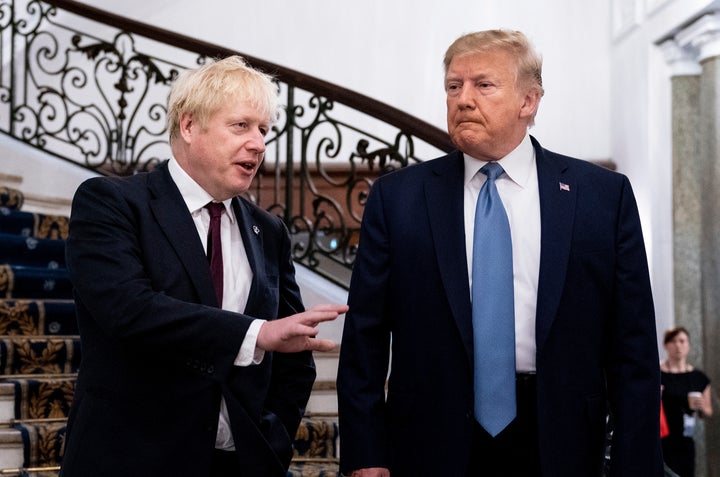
[
  {"xmin": 664, "ymin": 326, "xmax": 690, "ymax": 345},
  {"xmin": 166, "ymin": 55, "xmax": 281, "ymax": 142},
  {"xmin": 443, "ymin": 29, "xmax": 545, "ymax": 97}
]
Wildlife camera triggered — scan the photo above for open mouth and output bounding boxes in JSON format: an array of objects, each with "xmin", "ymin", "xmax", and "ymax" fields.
[{"xmin": 237, "ymin": 161, "xmax": 256, "ymax": 172}]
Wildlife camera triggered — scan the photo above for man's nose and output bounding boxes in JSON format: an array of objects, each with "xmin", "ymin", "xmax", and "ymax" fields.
[
  {"xmin": 456, "ymin": 85, "xmax": 475, "ymax": 109},
  {"xmin": 248, "ymin": 129, "xmax": 266, "ymax": 153}
]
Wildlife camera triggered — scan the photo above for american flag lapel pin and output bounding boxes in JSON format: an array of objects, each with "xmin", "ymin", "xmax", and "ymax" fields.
[{"xmin": 559, "ymin": 182, "xmax": 570, "ymax": 192}]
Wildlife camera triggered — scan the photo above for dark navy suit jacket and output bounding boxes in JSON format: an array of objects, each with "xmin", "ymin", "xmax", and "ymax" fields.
[
  {"xmin": 61, "ymin": 161, "xmax": 314, "ymax": 477},
  {"xmin": 337, "ymin": 137, "xmax": 663, "ymax": 476}
]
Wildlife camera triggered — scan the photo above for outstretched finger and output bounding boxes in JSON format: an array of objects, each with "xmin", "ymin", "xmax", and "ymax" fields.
[
  {"xmin": 306, "ymin": 338, "xmax": 337, "ymax": 352},
  {"xmin": 307, "ymin": 303, "xmax": 349, "ymax": 314},
  {"xmin": 297, "ymin": 307, "xmax": 347, "ymax": 326}
]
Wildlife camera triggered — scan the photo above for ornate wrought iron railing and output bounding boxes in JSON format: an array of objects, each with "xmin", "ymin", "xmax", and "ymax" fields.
[{"xmin": 0, "ymin": 0, "xmax": 453, "ymax": 288}]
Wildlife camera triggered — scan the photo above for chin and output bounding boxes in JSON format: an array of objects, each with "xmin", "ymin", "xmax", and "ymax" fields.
[{"xmin": 454, "ymin": 138, "xmax": 484, "ymax": 155}]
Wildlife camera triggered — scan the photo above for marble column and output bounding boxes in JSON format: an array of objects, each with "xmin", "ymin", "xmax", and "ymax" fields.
[
  {"xmin": 676, "ymin": 13, "xmax": 720, "ymax": 477},
  {"xmin": 662, "ymin": 34, "xmax": 707, "ymax": 477},
  {"xmin": 660, "ymin": 39, "xmax": 703, "ymax": 366}
]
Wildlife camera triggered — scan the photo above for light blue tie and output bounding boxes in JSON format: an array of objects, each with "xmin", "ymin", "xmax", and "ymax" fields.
[{"xmin": 472, "ymin": 162, "xmax": 516, "ymax": 437}]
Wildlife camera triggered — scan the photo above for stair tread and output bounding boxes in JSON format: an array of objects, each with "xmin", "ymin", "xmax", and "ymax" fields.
[
  {"xmin": 0, "ymin": 416, "xmax": 339, "ymax": 468},
  {"xmin": 0, "ymin": 336, "xmax": 81, "ymax": 376},
  {"xmin": 0, "ymin": 208, "xmax": 69, "ymax": 240},
  {"xmin": 0, "ymin": 264, "xmax": 73, "ymax": 300},
  {"xmin": 0, "ymin": 233, "xmax": 66, "ymax": 267}
]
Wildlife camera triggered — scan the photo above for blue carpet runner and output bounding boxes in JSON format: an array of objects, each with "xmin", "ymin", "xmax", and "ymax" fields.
[
  {"xmin": 0, "ymin": 234, "xmax": 66, "ymax": 268},
  {"xmin": 0, "ymin": 265, "xmax": 73, "ymax": 300},
  {"xmin": 0, "ymin": 337, "xmax": 82, "ymax": 375},
  {"xmin": 0, "ymin": 209, "xmax": 69, "ymax": 241}
]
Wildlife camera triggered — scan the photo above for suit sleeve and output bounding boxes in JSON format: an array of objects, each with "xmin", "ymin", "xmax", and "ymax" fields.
[
  {"xmin": 337, "ymin": 180, "xmax": 392, "ymax": 473},
  {"xmin": 606, "ymin": 176, "xmax": 663, "ymax": 476}
]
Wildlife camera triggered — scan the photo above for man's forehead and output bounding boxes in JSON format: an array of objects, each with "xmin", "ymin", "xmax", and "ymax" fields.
[{"xmin": 445, "ymin": 52, "xmax": 516, "ymax": 80}]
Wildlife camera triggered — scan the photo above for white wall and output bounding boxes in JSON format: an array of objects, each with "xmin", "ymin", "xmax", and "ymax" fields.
[{"xmin": 1, "ymin": 138, "xmax": 97, "ymax": 216}]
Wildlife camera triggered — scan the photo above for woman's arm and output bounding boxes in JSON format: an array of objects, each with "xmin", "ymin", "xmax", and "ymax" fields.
[{"xmin": 700, "ymin": 385, "xmax": 713, "ymax": 417}]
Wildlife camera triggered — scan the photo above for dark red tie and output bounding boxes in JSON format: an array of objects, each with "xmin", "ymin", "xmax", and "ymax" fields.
[{"xmin": 205, "ymin": 202, "xmax": 224, "ymax": 307}]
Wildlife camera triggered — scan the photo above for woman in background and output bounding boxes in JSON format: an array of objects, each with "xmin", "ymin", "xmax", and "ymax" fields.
[{"xmin": 660, "ymin": 326, "xmax": 713, "ymax": 477}]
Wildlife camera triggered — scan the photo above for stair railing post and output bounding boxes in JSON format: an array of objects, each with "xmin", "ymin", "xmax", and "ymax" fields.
[{"xmin": 284, "ymin": 85, "xmax": 295, "ymax": 226}]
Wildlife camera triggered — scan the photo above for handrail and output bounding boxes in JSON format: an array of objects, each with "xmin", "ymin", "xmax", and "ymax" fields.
[
  {"xmin": 0, "ymin": 0, "xmax": 453, "ymax": 288},
  {"xmin": 41, "ymin": 0, "xmax": 453, "ymax": 152}
]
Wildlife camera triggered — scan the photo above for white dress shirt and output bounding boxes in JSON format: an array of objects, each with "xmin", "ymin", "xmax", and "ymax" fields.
[
  {"xmin": 168, "ymin": 157, "xmax": 264, "ymax": 450},
  {"xmin": 463, "ymin": 133, "xmax": 541, "ymax": 373}
]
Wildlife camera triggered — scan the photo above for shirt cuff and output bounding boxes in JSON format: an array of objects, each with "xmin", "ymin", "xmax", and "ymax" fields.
[{"xmin": 234, "ymin": 319, "xmax": 266, "ymax": 366}]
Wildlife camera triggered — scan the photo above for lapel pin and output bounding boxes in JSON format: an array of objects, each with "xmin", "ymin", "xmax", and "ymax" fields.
[
  {"xmin": 253, "ymin": 225, "xmax": 260, "ymax": 235},
  {"xmin": 559, "ymin": 182, "xmax": 570, "ymax": 192}
]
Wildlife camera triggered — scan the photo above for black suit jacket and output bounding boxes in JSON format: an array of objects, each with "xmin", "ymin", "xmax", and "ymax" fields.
[
  {"xmin": 61, "ymin": 162, "xmax": 314, "ymax": 477},
  {"xmin": 337, "ymin": 137, "xmax": 663, "ymax": 476}
]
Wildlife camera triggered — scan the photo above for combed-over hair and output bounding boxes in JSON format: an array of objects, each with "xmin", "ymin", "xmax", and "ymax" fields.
[{"xmin": 443, "ymin": 29, "xmax": 544, "ymax": 97}]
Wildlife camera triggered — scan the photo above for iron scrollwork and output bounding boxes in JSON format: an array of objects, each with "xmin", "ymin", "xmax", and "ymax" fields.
[
  {"xmin": 0, "ymin": 0, "xmax": 446, "ymax": 288},
  {"xmin": 2, "ymin": 0, "xmax": 180, "ymax": 174}
]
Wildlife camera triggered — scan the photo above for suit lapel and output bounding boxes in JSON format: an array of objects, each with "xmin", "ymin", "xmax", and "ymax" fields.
[
  {"xmin": 148, "ymin": 163, "xmax": 217, "ymax": 306},
  {"xmin": 533, "ymin": 138, "xmax": 576, "ymax": 358},
  {"xmin": 425, "ymin": 151, "xmax": 474, "ymax": 366},
  {"xmin": 231, "ymin": 198, "xmax": 264, "ymax": 316}
]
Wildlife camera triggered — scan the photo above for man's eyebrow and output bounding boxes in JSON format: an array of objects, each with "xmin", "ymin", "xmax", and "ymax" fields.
[{"xmin": 446, "ymin": 72, "xmax": 492, "ymax": 83}]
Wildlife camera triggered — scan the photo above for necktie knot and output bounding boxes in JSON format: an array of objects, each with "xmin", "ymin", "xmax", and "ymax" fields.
[
  {"xmin": 205, "ymin": 201, "xmax": 224, "ymax": 219},
  {"xmin": 481, "ymin": 162, "xmax": 504, "ymax": 182}
]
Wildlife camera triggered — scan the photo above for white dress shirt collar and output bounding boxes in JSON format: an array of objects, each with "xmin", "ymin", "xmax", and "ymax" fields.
[
  {"xmin": 167, "ymin": 158, "xmax": 235, "ymax": 224},
  {"xmin": 462, "ymin": 133, "xmax": 534, "ymax": 188}
]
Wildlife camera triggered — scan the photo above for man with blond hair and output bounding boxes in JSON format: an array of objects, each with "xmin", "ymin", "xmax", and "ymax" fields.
[{"xmin": 61, "ymin": 56, "xmax": 347, "ymax": 477}]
